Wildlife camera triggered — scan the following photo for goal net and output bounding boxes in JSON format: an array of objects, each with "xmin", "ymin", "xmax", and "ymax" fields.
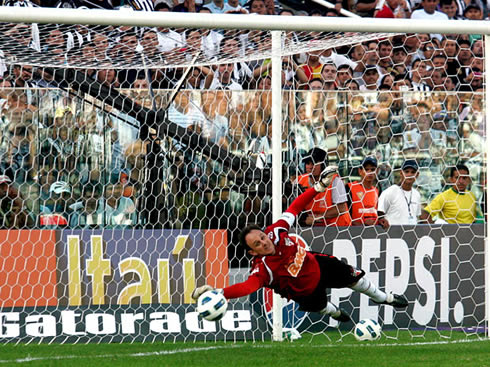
[{"xmin": 0, "ymin": 8, "xmax": 487, "ymax": 343}]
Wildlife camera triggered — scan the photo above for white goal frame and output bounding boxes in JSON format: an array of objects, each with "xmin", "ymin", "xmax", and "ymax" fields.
[{"xmin": 0, "ymin": 7, "xmax": 489, "ymax": 341}]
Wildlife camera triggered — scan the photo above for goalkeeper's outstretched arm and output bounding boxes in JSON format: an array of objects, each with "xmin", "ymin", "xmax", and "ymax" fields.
[{"xmin": 192, "ymin": 277, "xmax": 263, "ymax": 300}]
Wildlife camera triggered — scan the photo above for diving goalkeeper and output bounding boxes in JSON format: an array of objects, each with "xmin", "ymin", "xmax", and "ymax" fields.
[{"xmin": 192, "ymin": 166, "xmax": 408, "ymax": 321}]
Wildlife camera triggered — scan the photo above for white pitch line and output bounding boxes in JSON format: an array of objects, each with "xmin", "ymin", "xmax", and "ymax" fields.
[
  {"xmin": 1, "ymin": 338, "xmax": 488, "ymax": 364},
  {"xmin": 252, "ymin": 337, "xmax": 490, "ymax": 349},
  {"xmin": 0, "ymin": 345, "xmax": 243, "ymax": 365}
]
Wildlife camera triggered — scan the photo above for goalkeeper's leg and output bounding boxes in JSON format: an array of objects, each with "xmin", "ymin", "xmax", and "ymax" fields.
[
  {"xmin": 350, "ymin": 277, "xmax": 408, "ymax": 308},
  {"xmin": 319, "ymin": 302, "xmax": 351, "ymax": 322}
]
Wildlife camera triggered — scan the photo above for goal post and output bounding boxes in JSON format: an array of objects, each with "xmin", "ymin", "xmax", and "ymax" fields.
[{"xmin": 0, "ymin": 7, "xmax": 488, "ymax": 343}]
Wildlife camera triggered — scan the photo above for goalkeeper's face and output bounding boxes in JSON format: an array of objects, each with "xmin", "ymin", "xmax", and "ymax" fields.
[{"xmin": 245, "ymin": 229, "xmax": 276, "ymax": 256}]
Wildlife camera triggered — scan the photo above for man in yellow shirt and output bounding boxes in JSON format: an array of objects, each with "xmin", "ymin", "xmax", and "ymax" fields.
[{"xmin": 421, "ymin": 164, "xmax": 478, "ymax": 224}]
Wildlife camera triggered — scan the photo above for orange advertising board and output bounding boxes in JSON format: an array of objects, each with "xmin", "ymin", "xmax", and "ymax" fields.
[{"xmin": 0, "ymin": 230, "xmax": 58, "ymax": 307}]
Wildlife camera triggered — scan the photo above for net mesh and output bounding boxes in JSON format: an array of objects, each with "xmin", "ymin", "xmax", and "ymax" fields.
[
  {"xmin": 0, "ymin": 23, "xmax": 393, "ymax": 69},
  {"xmin": 0, "ymin": 17, "xmax": 486, "ymax": 343}
]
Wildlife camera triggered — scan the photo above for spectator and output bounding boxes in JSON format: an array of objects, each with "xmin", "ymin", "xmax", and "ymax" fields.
[
  {"xmin": 296, "ymin": 147, "xmax": 351, "ymax": 226},
  {"xmin": 209, "ymin": 63, "xmax": 243, "ymax": 90},
  {"xmin": 392, "ymin": 45, "xmax": 409, "ymax": 74},
  {"xmin": 320, "ymin": 47, "xmax": 358, "ymax": 72},
  {"xmin": 10, "ymin": 64, "xmax": 36, "ymax": 88},
  {"xmin": 375, "ymin": 0, "xmax": 400, "ymax": 17},
  {"xmin": 308, "ymin": 78, "xmax": 324, "ymax": 91},
  {"xmin": 140, "ymin": 28, "xmax": 165, "ymax": 63},
  {"xmin": 185, "ymin": 66, "xmax": 214, "ymax": 89},
  {"xmin": 345, "ymin": 78, "xmax": 360, "ymax": 90},
  {"xmin": 96, "ymin": 67, "xmax": 119, "ymax": 88},
  {"xmin": 358, "ymin": 41, "xmax": 379, "ymax": 76},
  {"xmin": 441, "ymin": 37, "xmax": 459, "ymax": 77},
  {"xmin": 431, "ymin": 54, "xmax": 447, "ymax": 73},
  {"xmin": 116, "ymin": 31, "xmax": 140, "ymax": 87},
  {"xmin": 300, "ymin": 50, "xmax": 324, "ymax": 83},
  {"xmin": 439, "ymin": 0, "xmax": 461, "ymax": 19},
  {"xmin": 320, "ymin": 62, "xmax": 337, "ymax": 90},
  {"xmin": 410, "ymin": 59, "xmax": 431, "ymax": 91},
  {"xmin": 204, "ymin": 0, "xmax": 234, "ymax": 12},
  {"xmin": 456, "ymin": 38, "xmax": 474, "ymax": 87},
  {"xmin": 172, "ymin": 0, "xmax": 202, "ymax": 12},
  {"xmin": 379, "ymin": 73, "xmax": 395, "ymax": 88},
  {"xmin": 168, "ymin": 90, "xmax": 205, "ymax": 133},
  {"xmin": 186, "ymin": 28, "xmax": 223, "ymax": 61},
  {"xmin": 459, "ymin": 122, "xmax": 484, "ymax": 159},
  {"xmin": 156, "ymin": 26, "xmax": 185, "ymax": 54},
  {"xmin": 92, "ymin": 32, "xmax": 110, "ymax": 63},
  {"xmin": 40, "ymin": 180, "xmax": 73, "ymax": 228},
  {"xmin": 336, "ymin": 64, "xmax": 353, "ymax": 89},
  {"xmin": 102, "ymin": 183, "xmax": 137, "ymax": 228},
  {"xmin": 226, "ymin": 0, "xmax": 248, "ymax": 12},
  {"xmin": 471, "ymin": 39, "xmax": 483, "ymax": 57},
  {"xmin": 411, "ymin": 0, "xmax": 448, "ymax": 41},
  {"xmin": 290, "ymin": 102, "xmax": 314, "ymax": 156},
  {"xmin": 360, "ymin": 65, "xmax": 379, "ymax": 90},
  {"xmin": 263, "ymin": 0, "xmax": 278, "ymax": 14},
  {"xmin": 463, "ymin": 3, "xmax": 483, "ymax": 19},
  {"xmin": 378, "ymin": 160, "xmax": 422, "ymax": 226},
  {"xmin": 247, "ymin": 0, "xmax": 267, "ymax": 14},
  {"xmin": 70, "ymin": 183, "xmax": 103, "ymax": 228},
  {"xmin": 354, "ymin": 0, "xmax": 377, "ymax": 17},
  {"xmin": 218, "ymin": 36, "xmax": 253, "ymax": 87},
  {"xmin": 377, "ymin": 40, "xmax": 394, "ymax": 75},
  {"xmin": 199, "ymin": 91, "xmax": 229, "ymax": 146},
  {"xmin": 421, "ymin": 164, "xmax": 478, "ymax": 223},
  {"xmin": 346, "ymin": 157, "xmax": 385, "ymax": 227},
  {"xmin": 0, "ymin": 174, "xmax": 33, "ymax": 229}
]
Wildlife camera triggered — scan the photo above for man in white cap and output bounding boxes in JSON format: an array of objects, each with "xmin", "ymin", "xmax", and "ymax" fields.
[{"xmin": 378, "ymin": 160, "xmax": 422, "ymax": 227}]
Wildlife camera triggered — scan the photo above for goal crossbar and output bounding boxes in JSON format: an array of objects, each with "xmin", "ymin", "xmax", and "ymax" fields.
[{"xmin": 0, "ymin": 7, "xmax": 489, "ymax": 35}]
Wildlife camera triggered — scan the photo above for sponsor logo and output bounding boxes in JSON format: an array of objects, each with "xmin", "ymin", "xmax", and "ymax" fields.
[
  {"xmin": 261, "ymin": 233, "xmax": 311, "ymax": 330},
  {"xmin": 0, "ymin": 309, "xmax": 253, "ymax": 338},
  {"xmin": 262, "ymin": 288, "xmax": 307, "ymax": 331}
]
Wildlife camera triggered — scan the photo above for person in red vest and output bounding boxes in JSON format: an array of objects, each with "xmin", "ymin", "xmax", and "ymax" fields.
[
  {"xmin": 296, "ymin": 147, "xmax": 351, "ymax": 226},
  {"xmin": 346, "ymin": 156, "xmax": 388, "ymax": 228}
]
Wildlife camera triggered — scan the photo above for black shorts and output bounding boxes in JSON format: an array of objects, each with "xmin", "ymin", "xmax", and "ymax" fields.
[{"xmin": 295, "ymin": 253, "xmax": 365, "ymax": 312}]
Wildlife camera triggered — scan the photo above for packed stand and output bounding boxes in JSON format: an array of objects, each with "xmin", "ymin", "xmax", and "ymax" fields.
[{"xmin": 0, "ymin": 0, "xmax": 486, "ymax": 234}]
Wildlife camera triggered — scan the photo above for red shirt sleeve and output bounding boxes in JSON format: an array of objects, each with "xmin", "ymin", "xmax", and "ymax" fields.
[
  {"xmin": 223, "ymin": 276, "xmax": 264, "ymax": 299},
  {"xmin": 286, "ymin": 186, "xmax": 319, "ymax": 216}
]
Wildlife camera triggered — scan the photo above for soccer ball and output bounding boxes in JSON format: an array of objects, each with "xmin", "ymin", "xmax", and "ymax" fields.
[
  {"xmin": 196, "ymin": 290, "xmax": 228, "ymax": 321},
  {"xmin": 354, "ymin": 319, "xmax": 382, "ymax": 341}
]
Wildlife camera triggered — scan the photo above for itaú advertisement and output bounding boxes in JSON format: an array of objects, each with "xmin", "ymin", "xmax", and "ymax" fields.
[{"xmin": 0, "ymin": 229, "xmax": 261, "ymax": 342}]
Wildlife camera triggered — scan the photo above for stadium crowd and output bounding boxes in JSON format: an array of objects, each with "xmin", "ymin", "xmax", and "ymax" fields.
[{"xmin": 0, "ymin": 0, "xmax": 486, "ymax": 233}]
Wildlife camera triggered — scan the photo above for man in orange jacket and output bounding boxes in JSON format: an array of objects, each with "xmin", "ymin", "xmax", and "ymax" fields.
[
  {"xmin": 346, "ymin": 156, "xmax": 387, "ymax": 228},
  {"xmin": 296, "ymin": 147, "xmax": 351, "ymax": 226}
]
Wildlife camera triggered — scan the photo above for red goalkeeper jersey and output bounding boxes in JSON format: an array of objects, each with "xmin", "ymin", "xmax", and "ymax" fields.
[{"xmin": 223, "ymin": 187, "xmax": 321, "ymax": 300}]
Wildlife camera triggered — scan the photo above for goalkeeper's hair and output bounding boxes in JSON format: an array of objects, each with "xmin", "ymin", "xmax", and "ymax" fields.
[{"xmin": 239, "ymin": 224, "xmax": 263, "ymax": 252}]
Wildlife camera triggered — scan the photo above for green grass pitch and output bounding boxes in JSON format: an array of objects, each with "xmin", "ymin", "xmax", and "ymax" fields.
[{"xmin": 1, "ymin": 331, "xmax": 488, "ymax": 367}]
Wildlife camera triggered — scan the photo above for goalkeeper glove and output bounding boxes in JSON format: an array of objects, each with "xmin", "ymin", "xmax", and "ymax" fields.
[
  {"xmin": 314, "ymin": 165, "xmax": 338, "ymax": 193},
  {"xmin": 191, "ymin": 285, "xmax": 214, "ymax": 300}
]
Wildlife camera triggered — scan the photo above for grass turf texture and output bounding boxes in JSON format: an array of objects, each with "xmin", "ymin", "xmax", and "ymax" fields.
[{"xmin": 1, "ymin": 331, "xmax": 488, "ymax": 367}]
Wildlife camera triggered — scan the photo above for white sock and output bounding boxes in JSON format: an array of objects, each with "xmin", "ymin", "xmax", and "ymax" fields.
[
  {"xmin": 350, "ymin": 277, "xmax": 387, "ymax": 303},
  {"xmin": 319, "ymin": 302, "xmax": 338, "ymax": 316}
]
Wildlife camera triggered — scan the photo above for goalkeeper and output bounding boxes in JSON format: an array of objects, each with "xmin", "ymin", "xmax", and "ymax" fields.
[{"xmin": 192, "ymin": 166, "xmax": 408, "ymax": 322}]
